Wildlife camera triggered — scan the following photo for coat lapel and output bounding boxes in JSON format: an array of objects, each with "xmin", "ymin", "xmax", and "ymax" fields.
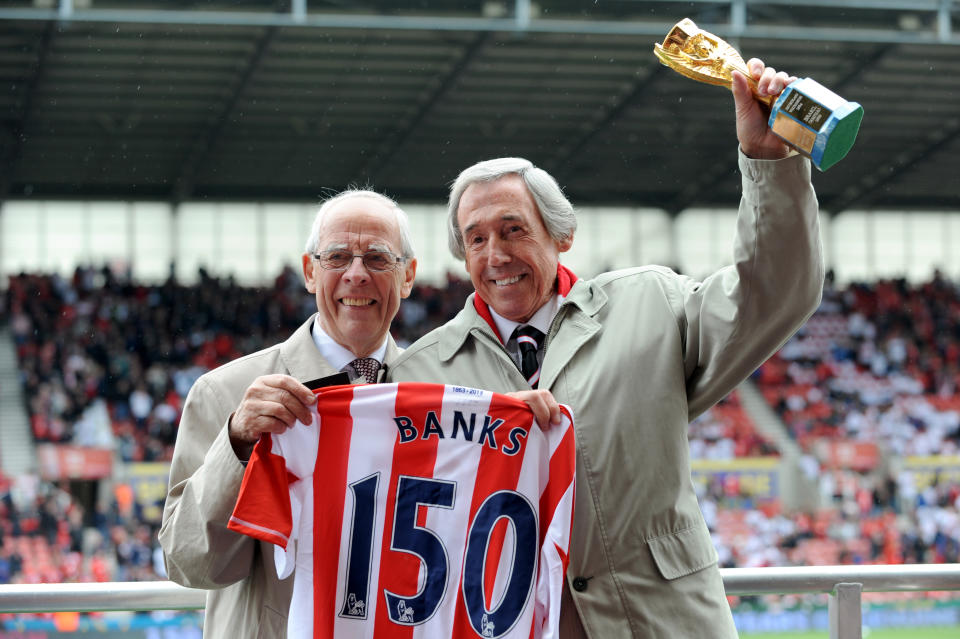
[
  {"xmin": 439, "ymin": 284, "xmax": 608, "ymax": 392},
  {"xmin": 540, "ymin": 279, "xmax": 605, "ymax": 391},
  {"xmin": 279, "ymin": 315, "xmax": 338, "ymax": 382},
  {"xmin": 378, "ymin": 337, "xmax": 403, "ymax": 382},
  {"xmin": 438, "ymin": 294, "xmax": 502, "ymax": 362}
]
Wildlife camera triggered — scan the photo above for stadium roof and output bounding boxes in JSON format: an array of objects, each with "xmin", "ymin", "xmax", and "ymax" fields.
[{"xmin": 1, "ymin": 0, "xmax": 958, "ymax": 213}]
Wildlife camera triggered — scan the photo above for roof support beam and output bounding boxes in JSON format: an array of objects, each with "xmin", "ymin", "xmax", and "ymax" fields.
[
  {"xmin": 350, "ymin": 32, "xmax": 490, "ymax": 187},
  {"xmin": 821, "ymin": 117, "xmax": 960, "ymax": 213},
  {"xmin": 546, "ymin": 65, "xmax": 668, "ymax": 183},
  {"xmin": 171, "ymin": 26, "xmax": 277, "ymax": 202},
  {"xmin": 0, "ymin": 23, "xmax": 55, "ymax": 201}
]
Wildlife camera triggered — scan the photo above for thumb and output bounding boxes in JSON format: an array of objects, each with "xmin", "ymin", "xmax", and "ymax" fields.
[{"xmin": 730, "ymin": 70, "xmax": 755, "ymax": 119}]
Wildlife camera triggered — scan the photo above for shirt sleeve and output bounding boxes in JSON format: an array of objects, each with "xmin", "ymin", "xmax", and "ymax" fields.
[
  {"xmin": 227, "ymin": 414, "xmax": 320, "ymax": 547},
  {"xmin": 228, "ymin": 432, "xmax": 298, "ymax": 548}
]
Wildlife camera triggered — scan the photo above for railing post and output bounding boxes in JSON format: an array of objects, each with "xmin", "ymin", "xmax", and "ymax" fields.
[{"xmin": 828, "ymin": 582, "xmax": 863, "ymax": 639}]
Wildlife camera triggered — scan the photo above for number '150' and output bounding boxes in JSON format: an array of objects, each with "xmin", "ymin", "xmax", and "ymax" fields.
[{"xmin": 339, "ymin": 474, "xmax": 539, "ymax": 638}]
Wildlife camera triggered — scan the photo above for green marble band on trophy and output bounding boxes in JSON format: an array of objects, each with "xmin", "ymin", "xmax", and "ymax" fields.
[{"xmin": 654, "ymin": 18, "xmax": 863, "ymax": 171}]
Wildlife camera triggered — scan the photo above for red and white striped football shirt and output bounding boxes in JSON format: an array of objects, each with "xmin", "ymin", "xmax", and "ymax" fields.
[{"xmin": 228, "ymin": 382, "xmax": 576, "ymax": 639}]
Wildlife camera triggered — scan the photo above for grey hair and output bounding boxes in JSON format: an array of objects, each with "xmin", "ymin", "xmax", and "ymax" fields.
[
  {"xmin": 446, "ymin": 157, "xmax": 577, "ymax": 261},
  {"xmin": 304, "ymin": 188, "xmax": 415, "ymax": 258}
]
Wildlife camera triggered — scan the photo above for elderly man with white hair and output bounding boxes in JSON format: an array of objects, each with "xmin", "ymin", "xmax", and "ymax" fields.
[
  {"xmin": 388, "ymin": 59, "xmax": 824, "ymax": 637},
  {"xmin": 160, "ymin": 189, "xmax": 418, "ymax": 637}
]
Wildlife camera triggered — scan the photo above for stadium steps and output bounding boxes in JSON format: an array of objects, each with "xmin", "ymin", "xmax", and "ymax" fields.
[
  {"xmin": 738, "ymin": 379, "xmax": 820, "ymax": 512},
  {"xmin": 0, "ymin": 327, "xmax": 37, "ymax": 475}
]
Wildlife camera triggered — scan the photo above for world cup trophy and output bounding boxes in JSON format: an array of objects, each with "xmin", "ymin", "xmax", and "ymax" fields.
[{"xmin": 654, "ymin": 18, "xmax": 863, "ymax": 171}]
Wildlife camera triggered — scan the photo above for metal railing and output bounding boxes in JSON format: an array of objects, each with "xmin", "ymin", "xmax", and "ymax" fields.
[{"xmin": 1, "ymin": 565, "xmax": 959, "ymax": 639}]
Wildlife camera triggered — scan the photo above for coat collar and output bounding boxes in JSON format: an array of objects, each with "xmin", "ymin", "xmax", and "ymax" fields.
[{"xmin": 438, "ymin": 277, "xmax": 607, "ymax": 370}]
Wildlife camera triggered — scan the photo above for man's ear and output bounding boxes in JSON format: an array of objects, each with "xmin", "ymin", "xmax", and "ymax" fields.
[
  {"xmin": 557, "ymin": 233, "xmax": 574, "ymax": 253},
  {"xmin": 400, "ymin": 258, "xmax": 418, "ymax": 298},
  {"xmin": 302, "ymin": 253, "xmax": 317, "ymax": 294}
]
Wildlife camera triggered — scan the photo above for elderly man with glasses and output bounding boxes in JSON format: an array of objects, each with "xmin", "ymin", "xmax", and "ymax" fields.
[{"xmin": 159, "ymin": 189, "xmax": 418, "ymax": 637}]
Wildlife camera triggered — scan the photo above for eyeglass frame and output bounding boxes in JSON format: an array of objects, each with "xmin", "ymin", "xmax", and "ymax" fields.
[{"xmin": 312, "ymin": 248, "xmax": 409, "ymax": 272}]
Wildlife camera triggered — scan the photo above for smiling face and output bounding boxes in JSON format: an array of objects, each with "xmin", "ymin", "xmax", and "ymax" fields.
[
  {"xmin": 457, "ymin": 174, "xmax": 572, "ymax": 323},
  {"xmin": 301, "ymin": 196, "xmax": 416, "ymax": 357}
]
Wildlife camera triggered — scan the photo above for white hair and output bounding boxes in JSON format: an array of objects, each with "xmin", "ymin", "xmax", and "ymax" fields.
[
  {"xmin": 304, "ymin": 189, "xmax": 415, "ymax": 258},
  {"xmin": 446, "ymin": 157, "xmax": 577, "ymax": 261}
]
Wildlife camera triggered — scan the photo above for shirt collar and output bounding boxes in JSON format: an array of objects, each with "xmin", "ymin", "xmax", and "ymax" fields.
[
  {"xmin": 310, "ymin": 316, "xmax": 388, "ymax": 371},
  {"xmin": 489, "ymin": 294, "xmax": 560, "ymax": 343}
]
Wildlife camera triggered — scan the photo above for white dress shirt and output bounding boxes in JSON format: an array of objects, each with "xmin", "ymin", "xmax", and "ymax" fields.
[{"xmin": 310, "ymin": 316, "xmax": 387, "ymax": 377}]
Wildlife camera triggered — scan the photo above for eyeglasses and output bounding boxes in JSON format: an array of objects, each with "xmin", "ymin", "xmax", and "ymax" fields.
[{"xmin": 313, "ymin": 249, "xmax": 407, "ymax": 272}]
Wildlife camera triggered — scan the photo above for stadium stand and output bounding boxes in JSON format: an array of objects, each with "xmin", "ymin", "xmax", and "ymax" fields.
[
  {"xmin": 2, "ymin": 267, "xmax": 960, "ymax": 618},
  {"xmin": 700, "ymin": 272, "xmax": 960, "ymax": 608}
]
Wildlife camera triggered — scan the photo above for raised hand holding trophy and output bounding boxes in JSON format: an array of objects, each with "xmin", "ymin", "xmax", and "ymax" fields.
[{"xmin": 654, "ymin": 18, "xmax": 863, "ymax": 171}]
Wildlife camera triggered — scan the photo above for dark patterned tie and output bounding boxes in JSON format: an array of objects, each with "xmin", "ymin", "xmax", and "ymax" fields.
[
  {"xmin": 513, "ymin": 325, "xmax": 544, "ymax": 388},
  {"xmin": 349, "ymin": 357, "xmax": 381, "ymax": 384}
]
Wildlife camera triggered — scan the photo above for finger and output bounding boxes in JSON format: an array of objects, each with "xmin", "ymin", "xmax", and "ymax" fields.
[
  {"xmin": 268, "ymin": 375, "xmax": 318, "ymax": 407},
  {"xmin": 530, "ymin": 401, "xmax": 554, "ymax": 429},
  {"xmin": 757, "ymin": 66, "xmax": 779, "ymax": 96},
  {"xmin": 768, "ymin": 71, "xmax": 792, "ymax": 96},
  {"xmin": 549, "ymin": 403, "xmax": 563, "ymax": 426},
  {"xmin": 250, "ymin": 376, "xmax": 317, "ymax": 417},
  {"xmin": 236, "ymin": 397, "xmax": 302, "ymax": 434},
  {"xmin": 746, "ymin": 58, "xmax": 764, "ymax": 80},
  {"xmin": 508, "ymin": 390, "xmax": 563, "ymax": 429},
  {"xmin": 534, "ymin": 398, "xmax": 563, "ymax": 426},
  {"xmin": 730, "ymin": 71, "xmax": 755, "ymax": 117},
  {"xmin": 531, "ymin": 389, "xmax": 563, "ymax": 426},
  {"xmin": 257, "ymin": 415, "xmax": 298, "ymax": 435},
  {"xmin": 230, "ymin": 411, "xmax": 289, "ymax": 445},
  {"xmin": 256, "ymin": 399, "xmax": 304, "ymax": 429},
  {"xmin": 266, "ymin": 386, "xmax": 315, "ymax": 425}
]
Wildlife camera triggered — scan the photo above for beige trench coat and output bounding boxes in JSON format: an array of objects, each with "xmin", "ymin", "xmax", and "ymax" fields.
[
  {"xmin": 159, "ymin": 316, "xmax": 401, "ymax": 638},
  {"xmin": 387, "ymin": 153, "xmax": 823, "ymax": 638}
]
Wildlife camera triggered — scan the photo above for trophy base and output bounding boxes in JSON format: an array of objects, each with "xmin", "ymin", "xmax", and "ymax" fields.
[{"xmin": 768, "ymin": 77, "xmax": 863, "ymax": 171}]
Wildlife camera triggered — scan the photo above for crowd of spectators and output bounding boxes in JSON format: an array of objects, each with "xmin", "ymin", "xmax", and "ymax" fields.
[
  {"xmin": 5, "ymin": 265, "xmax": 315, "ymax": 461},
  {"xmin": 689, "ymin": 391, "xmax": 779, "ymax": 460},
  {"xmin": 0, "ymin": 473, "xmax": 158, "ymax": 587},
  {"xmin": 2, "ymin": 266, "xmax": 960, "ymax": 611},
  {"xmin": 700, "ymin": 271, "xmax": 960, "ymax": 602},
  {"xmin": 756, "ymin": 270, "xmax": 960, "ymax": 456},
  {"xmin": 3, "ymin": 265, "xmax": 771, "ymax": 464},
  {"xmin": 0, "ymin": 265, "xmax": 479, "ymax": 590}
]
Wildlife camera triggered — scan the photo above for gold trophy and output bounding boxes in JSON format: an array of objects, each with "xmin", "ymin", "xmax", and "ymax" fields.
[{"xmin": 654, "ymin": 18, "xmax": 863, "ymax": 171}]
